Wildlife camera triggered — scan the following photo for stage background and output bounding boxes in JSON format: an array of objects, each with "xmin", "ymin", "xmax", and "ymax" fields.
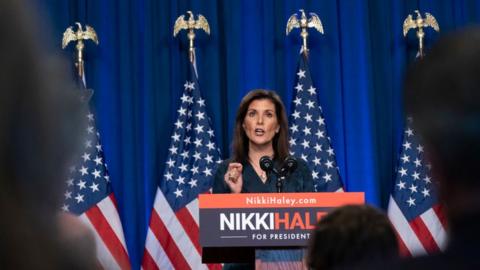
[{"xmin": 37, "ymin": 0, "xmax": 480, "ymax": 268}]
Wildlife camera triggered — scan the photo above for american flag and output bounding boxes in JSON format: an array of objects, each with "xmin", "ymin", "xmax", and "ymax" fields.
[
  {"xmin": 288, "ymin": 54, "xmax": 343, "ymax": 192},
  {"xmin": 388, "ymin": 117, "xmax": 447, "ymax": 256},
  {"xmin": 62, "ymin": 89, "xmax": 131, "ymax": 269},
  {"xmin": 142, "ymin": 58, "xmax": 222, "ymax": 270}
]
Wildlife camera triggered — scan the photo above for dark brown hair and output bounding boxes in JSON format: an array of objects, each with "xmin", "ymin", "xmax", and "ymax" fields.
[
  {"xmin": 231, "ymin": 89, "xmax": 289, "ymax": 163},
  {"xmin": 307, "ymin": 205, "xmax": 398, "ymax": 270}
]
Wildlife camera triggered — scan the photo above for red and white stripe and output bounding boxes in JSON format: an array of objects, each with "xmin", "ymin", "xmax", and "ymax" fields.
[
  {"xmin": 79, "ymin": 194, "xmax": 131, "ymax": 270},
  {"xmin": 142, "ymin": 188, "xmax": 220, "ymax": 270},
  {"xmin": 388, "ymin": 196, "xmax": 447, "ymax": 257}
]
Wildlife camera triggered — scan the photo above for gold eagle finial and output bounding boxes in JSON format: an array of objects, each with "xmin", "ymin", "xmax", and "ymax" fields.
[
  {"xmin": 62, "ymin": 22, "xmax": 99, "ymax": 86},
  {"xmin": 403, "ymin": 10, "xmax": 439, "ymax": 58},
  {"xmin": 173, "ymin": 11, "xmax": 210, "ymax": 63},
  {"xmin": 286, "ymin": 9, "xmax": 324, "ymax": 56}
]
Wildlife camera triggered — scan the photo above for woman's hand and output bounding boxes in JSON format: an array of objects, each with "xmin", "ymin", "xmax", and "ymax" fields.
[{"xmin": 224, "ymin": 162, "xmax": 243, "ymax": 193}]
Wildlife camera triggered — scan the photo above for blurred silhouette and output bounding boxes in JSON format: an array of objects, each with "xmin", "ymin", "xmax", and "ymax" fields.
[
  {"xmin": 385, "ymin": 26, "xmax": 480, "ymax": 269},
  {"xmin": 306, "ymin": 204, "xmax": 398, "ymax": 270},
  {"xmin": 0, "ymin": 0, "xmax": 97, "ymax": 269}
]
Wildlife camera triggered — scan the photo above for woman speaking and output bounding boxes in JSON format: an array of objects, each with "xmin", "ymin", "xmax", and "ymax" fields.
[{"xmin": 213, "ymin": 89, "xmax": 314, "ymax": 194}]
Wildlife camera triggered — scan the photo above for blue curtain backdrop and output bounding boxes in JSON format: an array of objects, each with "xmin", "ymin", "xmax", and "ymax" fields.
[{"xmin": 36, "ymin": 0, "xmax": 480, "ymax": 268}]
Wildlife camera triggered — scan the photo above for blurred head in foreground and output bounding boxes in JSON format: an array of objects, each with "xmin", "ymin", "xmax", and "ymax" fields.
[
  {"xmin": 0, "ymin": 0, "xmax": 94, "ymax": 269},
  {"xmin": 404, "ymin": 27, "xmax": 480, "ymax": 225},
  {"xmin": 307, "ymin": 204, "xmax": 398, "ymax": 269}
]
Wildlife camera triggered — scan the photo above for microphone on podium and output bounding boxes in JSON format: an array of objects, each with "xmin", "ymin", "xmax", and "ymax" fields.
[
  {"xmin": 259, "ymin": 156, "xmax": 298, "ymax": 192},
  {"xmin": 280, "ymin": 156, "xmax": 297, "ymax": 176},
  {"xmin": 259, "ymin": 156, "xmax": 275, "ymax": 173}
]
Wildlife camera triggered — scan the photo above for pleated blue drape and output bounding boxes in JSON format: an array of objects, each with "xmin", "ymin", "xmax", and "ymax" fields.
[{"xmin": 37, "ymin": 0, "xmax": 480, "ymax": 268}]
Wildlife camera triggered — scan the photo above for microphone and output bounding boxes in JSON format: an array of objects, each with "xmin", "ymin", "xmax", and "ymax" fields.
[
  {"xmin": 259, "ymin": 156, "xmax": 274, "ymax": 173},
  {"xmin": 259, "ymin": 156, "xmax": 296, "ymax": 193},
  {"xmin": 280, "ymin": 156, "xmax": 297, "ymax": 176}
]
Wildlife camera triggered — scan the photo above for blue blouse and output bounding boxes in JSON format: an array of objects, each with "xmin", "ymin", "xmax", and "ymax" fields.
[{"xmin": 212, "ymin": 158, "xmax": 314, "ymax": 193}]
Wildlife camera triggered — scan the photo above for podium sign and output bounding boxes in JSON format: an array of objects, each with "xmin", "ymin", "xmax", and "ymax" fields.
[{"xmin": 199, "ymin": 192, "xmax": 364, "ymax": 247}]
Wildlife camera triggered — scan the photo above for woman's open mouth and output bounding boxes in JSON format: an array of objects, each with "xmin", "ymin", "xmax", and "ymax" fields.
[{"xmin": 255, "ymin": 128, "xmax": 265, "ymax": 136}]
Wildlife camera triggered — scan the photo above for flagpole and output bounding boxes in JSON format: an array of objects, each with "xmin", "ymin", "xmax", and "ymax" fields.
[
  {"xmin": 62, "ymin": 22, "xmax": 99, "ymax": 87},
  {"xmin": 388, "ymin": 11, "xmax": 446, "ymax": 257},
  {"xmin": 60, "ymin": 22, "xmax": 131, "ymax": 269},
  {"xmin": 173, "ymin": 11, "xmax": 210, "ymax": 64},
  {"xmin": 286, "ymin": 9, "xmax": 324, "ymax": 58},
  {"xmin": 403, "ymin": 10, "xmax": 439, "ymax": 59},
  {"xmin": 142, "ymin": 11, "xmax": 222, "ymax": 268}
]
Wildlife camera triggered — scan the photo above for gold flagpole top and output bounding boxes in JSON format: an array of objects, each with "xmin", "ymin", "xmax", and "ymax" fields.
[
  {"xmin": 62, "ymin": 22, "xmax": 99, "ymax": 87},
  {"xmin": 173, "ymin": 11, "xmax": 210, "ymax": 63},
  {"xmin": 286, "ymin": 9, "xmax": 324, "ymax": 57},
  {"xmin": 403, "ymin": 10, "xmax": 439, "ymax": 59}
]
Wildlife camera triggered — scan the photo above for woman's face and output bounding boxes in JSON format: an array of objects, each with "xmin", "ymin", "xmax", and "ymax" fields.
[{"xmin": 242, "ymin": 98, "xmax": 280, "ymax": 148}]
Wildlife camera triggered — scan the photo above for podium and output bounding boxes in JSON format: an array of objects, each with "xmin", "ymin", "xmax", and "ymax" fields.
[{"xmin": 199, "ymin": 192, "xmax": 364, "ymax": 269}]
